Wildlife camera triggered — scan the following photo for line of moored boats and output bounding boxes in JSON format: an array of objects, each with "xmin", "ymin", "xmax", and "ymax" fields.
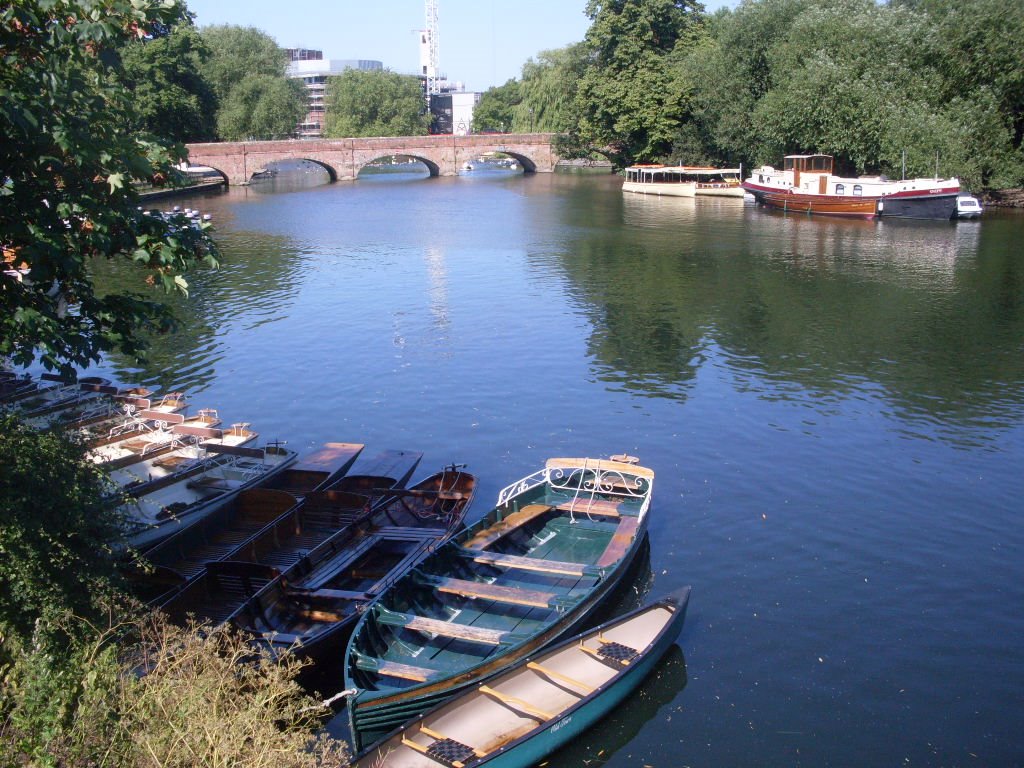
[
  {"xmin": 623, "ymin": 153, "xmax": 984, "ymax": 220},
  {"xmin": 3, "ymin": 368, "xmax": 691, "ymax": 767}
]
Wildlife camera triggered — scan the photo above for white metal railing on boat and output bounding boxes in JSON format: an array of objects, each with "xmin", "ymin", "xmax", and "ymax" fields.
[{"xmin": 496, "ymin": 458, "xmax": 653, "ymax": 516}]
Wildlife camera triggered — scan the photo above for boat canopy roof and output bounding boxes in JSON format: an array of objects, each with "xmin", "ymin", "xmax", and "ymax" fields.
[
  {"xmin": 625, "ymin": 165, "xmax": 741, "ymax": 176},
  {"xmin": 783, "ymin": 154, "xmax": 833, "ymax": 173}
]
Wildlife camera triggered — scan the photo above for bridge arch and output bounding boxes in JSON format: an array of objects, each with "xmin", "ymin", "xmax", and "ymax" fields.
[
  {"xmin": 489, "ymin": 150, "xmax": 536, "ymax": 173},
  {"xmin": 354, "ymin": 154, "xmax": 440, "ymax": 178},
  {"xmin": 185, "ymin": 134, "xmax": 560, "ymax": 186}
]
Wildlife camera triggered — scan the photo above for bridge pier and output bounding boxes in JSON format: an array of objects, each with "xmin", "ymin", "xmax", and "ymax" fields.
[{"xmin": 185, "ymin": 134, "xmax": 561, "ymax": 186}]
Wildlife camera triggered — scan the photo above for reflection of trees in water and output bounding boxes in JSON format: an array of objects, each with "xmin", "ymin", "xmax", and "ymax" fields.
[
  {"xmin": 558, "ymin": 202, "xmax": 1024, "ymax": 432},
  {"xmin": 90, "ymin": 228, "xmax": 306, "ymax": 393}
]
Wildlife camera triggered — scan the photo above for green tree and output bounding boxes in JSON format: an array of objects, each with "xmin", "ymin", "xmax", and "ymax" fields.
[
  {"xmin": 323, "ymin": 69, "xmax": 430, "ymax": 138},
  {"xmin": 196, "ymin": 24, "xmax": 287, "ymax": 101},
  {"xmin": 0, "ymin": 0, "xmax": 218, "ymax": 373},
  {"xmin": 216, "ymin": 73, "xmax": 307, "ymax": 141},
  {"xmin": 197, "ymin": 25, "xmax": 305, "ymax": 140},
  {"xmin": 515, "ymin": 44, "xmax": 589, "ymax": 133},
  {"xmin": 0, "ymin": 416, "xmax": 126, "ymax": 643},
  {"xmin": 121, "ymin": 25, "xmax": 218, "ymax": 143},
  {"xmin": 474, "ymin": 78, "xmax": 521, "ymax": 133},
  {"xmin": 570, "ymin": 0, "xmax": 708, "ymax": 166}
]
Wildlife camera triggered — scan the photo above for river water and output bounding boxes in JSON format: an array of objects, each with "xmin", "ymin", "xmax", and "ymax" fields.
[{"xmin": 92, "ymin": 166, "xmax": 1024, "ymax": 766}]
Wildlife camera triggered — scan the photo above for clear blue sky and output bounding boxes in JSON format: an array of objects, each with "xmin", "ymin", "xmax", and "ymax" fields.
[{"xmin": 184, "ymin": 0, "xmax": 734, "ymax": 93}]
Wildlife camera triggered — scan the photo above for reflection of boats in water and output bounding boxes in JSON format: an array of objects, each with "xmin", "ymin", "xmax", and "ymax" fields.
[{"xmin": 623, "ymin": 165, "xmax": 745, "ymax": 198}]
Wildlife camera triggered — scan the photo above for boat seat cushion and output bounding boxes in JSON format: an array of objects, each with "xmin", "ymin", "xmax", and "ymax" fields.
[{"xmin": 427, "ymin": 738, "xmax": 477, "ymax": 767}]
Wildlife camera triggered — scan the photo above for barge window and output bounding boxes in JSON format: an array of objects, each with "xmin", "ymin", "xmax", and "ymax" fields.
[
  {"xmin": 853, "ymin": 184, "xmax": 863, "ymax": 196},
  {"xmin": 835, "ymin": 184, "xmax": 845, "ymax": 194}
]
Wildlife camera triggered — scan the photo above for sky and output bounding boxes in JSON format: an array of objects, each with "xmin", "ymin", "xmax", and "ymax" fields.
[{"xmin": 183, "ymin": 0, "xmax": 734, "ymax": 93}]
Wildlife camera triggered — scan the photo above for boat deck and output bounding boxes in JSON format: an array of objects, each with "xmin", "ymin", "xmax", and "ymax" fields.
[{"xmin": 361, "ymin": 513, "xmax": 628, "ymax": 686}]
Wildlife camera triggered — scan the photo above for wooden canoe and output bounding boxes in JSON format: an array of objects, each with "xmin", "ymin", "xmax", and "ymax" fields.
[
  {"xmin": 344, "ymin": 457, "xmax": 655, "ymax": 751},
  {"xmin": 352, "ymin": 588, "xmax": 691, "ymax": 767}
]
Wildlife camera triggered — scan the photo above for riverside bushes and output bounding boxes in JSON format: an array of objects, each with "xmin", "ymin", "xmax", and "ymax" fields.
[
  {"xmin": 0, "ymin": 416, "xmax": 349, "ymax": 767},
  {"xmin": 0, "ymin": 614, "xmax": 350, "ymax": 767}
]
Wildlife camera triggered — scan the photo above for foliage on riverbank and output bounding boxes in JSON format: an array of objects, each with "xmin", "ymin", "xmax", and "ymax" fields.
[
  {"xmin": 484, "ymin": 0, "xmax": 1024, "ymax": 191},
  {"xmin": 0, "ymin": 612, "xmax": 349, "ymax": 767},
  {"xmin": 0, "ymin": 417, "xmax": 350, "ymax": 767}
]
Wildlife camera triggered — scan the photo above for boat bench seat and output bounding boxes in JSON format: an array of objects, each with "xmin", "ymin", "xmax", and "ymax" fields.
[
  {"xmin": 262, "ymin": 630, "xmax": 305, "ymax": 646},
  {"xmin": 465, "ymin": 550, "xmax": 598, "ymax": 578},
  {"xmin": 595, "ymin": 515, "xmax": 641, "ymax": 568},
  {"xmin": 374, "ymin": 607, "xmax": 517, "ymax": 646},
  {"xmin": 554, "ymin": 498, "xmax": 622, "ymax": 518},
  {"xmin": 352, "ymin": 652, "xmax": 439, "ymax": 682},
  {"xmin": 462, "ymin": 504, "xmax": 553, "ymax": 550},
  {"xmin": 294, "ymin": 587, "xmax": 369, "ymax": 601},
  {"xmin": 431, "ymin": 576, "xmax": 559, "ymax": 609}
]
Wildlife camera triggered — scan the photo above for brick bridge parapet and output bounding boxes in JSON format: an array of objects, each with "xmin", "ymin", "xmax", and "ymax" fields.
[{"xmin": 185, "ymin": 133, "xmax": 561, "ymax": 186}]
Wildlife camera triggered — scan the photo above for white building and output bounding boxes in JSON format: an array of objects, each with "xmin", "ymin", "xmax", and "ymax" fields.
[{"xmin": 286, "ymin": 49, "xmax": 383, "ymax": 138}]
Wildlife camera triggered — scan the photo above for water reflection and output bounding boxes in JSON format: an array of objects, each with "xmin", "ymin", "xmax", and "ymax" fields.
[
  {"xmin": 249, "ymin": 159, "xmax": 332, "ymax": 193},
  {"xmin": 557, "ymin": 190, "xmax": 1024, "ymax": 439},
  {"xmin": 91, "ymin": 227, "xmax": 308, "ymax": 396}
]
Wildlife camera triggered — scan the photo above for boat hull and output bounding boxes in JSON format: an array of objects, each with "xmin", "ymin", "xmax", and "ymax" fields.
[
  {"xmin": 877, "ymin": 191, "xmax": 958, "ymax": 220},
  {"xmin": 695, "ymin": 184, "xmax": 746, "ymax": 198},
  {"xmin": 347, "ymin": 526, "xmax": 649, "ymax": 749},
  {"xmin": 353, "ymin": 587, "xmax": 691, "ymax": 768},
  {"xmin": 622, "ymin": 180, "xmax": 696, "ymax": 197},
  {"xmin": 743, "ymin": 184, "xmax": 878, "ymax": 218}
]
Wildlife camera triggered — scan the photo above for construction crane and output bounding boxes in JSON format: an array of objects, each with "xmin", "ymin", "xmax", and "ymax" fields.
[{"xmin": 419, "ymin": 0, "xmax": 440, "ymax": 97}]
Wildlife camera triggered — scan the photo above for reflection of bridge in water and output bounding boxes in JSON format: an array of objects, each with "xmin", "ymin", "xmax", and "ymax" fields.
[{"xmin": 186, "ymin": 133, "xmax": 561, "ymax": 186}]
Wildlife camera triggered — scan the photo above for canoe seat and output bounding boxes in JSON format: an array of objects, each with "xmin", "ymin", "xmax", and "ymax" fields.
[
  {"xmin": 352, "ymin": 651, "xmax": 439, "ymax": 682},
  {"xmin": 401, "ymin": 726, "xmax": 485, "ymax": 768},
  {"xmin": 430, "ymin": 576, "xmax": 558, "ymax": 609},
  {"xmin": 374, "ymin": 607, "xmax": 515, "ymax": 646},
  {"xmin": 579, "ymin": 637, "xmax": 639, "ymax": 666},
  {"xmin": 554, "ymin": 498, "xmax": 622, "ymax": 518},
  {"xmin": 595, "ymin": 515, "xmax": 641, "ymax": 568},
  {"xmin": 461, "ymin": 504, "xmax": 553, "ymax": 550},
  {"xmin": 466, "ymin": 550, "xmax": 597, "ymax": 578}
]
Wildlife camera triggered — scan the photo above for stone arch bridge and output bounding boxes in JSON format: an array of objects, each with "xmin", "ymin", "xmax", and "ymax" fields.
[{"xmin": 185, "ymin": 133, "xmax": 561, "ymax": 186}]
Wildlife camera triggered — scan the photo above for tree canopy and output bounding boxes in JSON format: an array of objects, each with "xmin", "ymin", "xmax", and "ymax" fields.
[
  {"xmin": 196, "ymin": 25, "xmax": 306, "ymax": 141},
  {"xmin": 541, "ymin": 0, "xmax": 1024, "ymax": 188},
  {"xmin": 0, "ymin": 0, "xmax": 218, "ymax": 373},
  {"xmin": 120, "ymin": 25, "xmax": 218, "ymax": 144},
  {"xmin": 323, "ymin": 69, "xmax": 430, "ymax": 138},
  {"xmin": 572, "ymin": 0, "xmax": 707, "ymax": 165}
]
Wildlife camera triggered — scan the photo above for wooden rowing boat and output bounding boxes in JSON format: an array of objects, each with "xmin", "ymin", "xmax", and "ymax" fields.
[
  {"xmin": 344, "ymin": 456, "xmax": 655, "ymax": 750},
  {"xmin": 352, "ymin": 587, "xmax": 690, "ymax": 767},
  {"xmin": 133, "ymin": 442, "xmax": 365, "ymax": 597},
  {"xmin": 227, "ymin": 465, "xmax": 477, "ymax": 665},
  {"xmin": 157, "ymin": 448, "xmax": 423, "ymax": 627},
  {"xmin": 118, "ymin": 442, "xmax": 298, "ymax": 552}
]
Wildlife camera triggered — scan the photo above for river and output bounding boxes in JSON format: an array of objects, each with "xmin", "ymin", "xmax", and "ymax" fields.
[{"xmin": 91, "ymin": 165, "xmax": 1024, "ymax": 766}]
